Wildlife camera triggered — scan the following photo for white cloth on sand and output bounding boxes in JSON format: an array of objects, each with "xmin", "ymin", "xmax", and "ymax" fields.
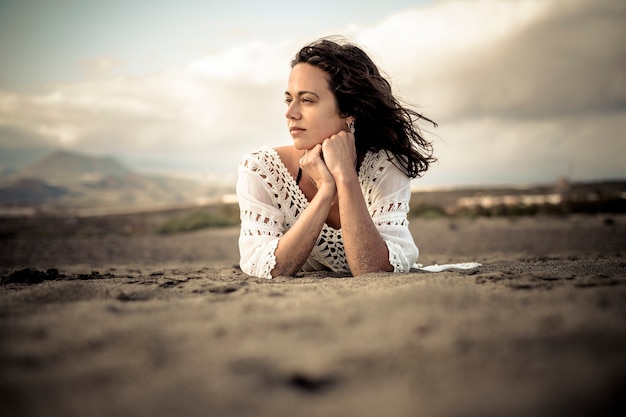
[{"xmin": 415, "ymin": 262, "xmax": 482, "ymax": 272}]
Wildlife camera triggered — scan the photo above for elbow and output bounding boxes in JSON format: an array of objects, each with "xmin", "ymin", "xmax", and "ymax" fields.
[
  {"xmin": 240, "ymin": 257, "xmax": 275, "ymax": 280},
  {"xmin": 382, "ymin": 239, "xmax": 418, "ymax": 273},
  {"xmin": 269, "ymin": 266, "xmax": 284, "ymax": 279},
  {"xmin": 350, "ymin": 260, "xmax": 394, "ymax": 276},
  {"xmin": 270, "ymin": 262, "xmax": 301, "ymax": 278},
  {"xmin": 239, "ymin": 239, "xmax": 281, "ymax": 279}
]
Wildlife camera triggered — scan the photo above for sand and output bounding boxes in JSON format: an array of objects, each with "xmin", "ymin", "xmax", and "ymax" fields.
[{"xmin": 1, "ymin": 214, "xmax": 625, "ymax": 416}]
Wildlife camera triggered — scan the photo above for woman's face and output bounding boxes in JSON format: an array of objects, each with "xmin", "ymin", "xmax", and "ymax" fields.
[{"xmin": 285, "ymin": 63, "xmax": 348, "ymax": 150}]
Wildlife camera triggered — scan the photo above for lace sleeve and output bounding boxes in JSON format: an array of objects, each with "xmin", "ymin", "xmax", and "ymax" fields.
[
  {"xmin": 363, "ymin": 155, "xmax": 419, "ymax": 272},
  {"xmin": 236, "ymin": 152, "xmax": 285, "ymax": 279}
]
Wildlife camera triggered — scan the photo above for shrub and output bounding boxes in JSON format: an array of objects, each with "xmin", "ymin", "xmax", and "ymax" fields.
[{"xmin": 154, "ymin": 209, "xmax": 238, "ymax": 234}]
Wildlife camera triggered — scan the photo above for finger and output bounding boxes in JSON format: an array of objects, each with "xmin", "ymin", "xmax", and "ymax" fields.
[
  {"xmin": 309, "ymin": 144, "xmax": 323, "ymax": 162},
  {"xmin": 300, "ymin": 145, "xmax": 321, "ymax": 167}
]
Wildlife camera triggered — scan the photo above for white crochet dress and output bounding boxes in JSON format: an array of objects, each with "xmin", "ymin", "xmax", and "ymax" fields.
[{"xmin": 236, "ymin": 146, "xmax": 419, "ymax": 278}]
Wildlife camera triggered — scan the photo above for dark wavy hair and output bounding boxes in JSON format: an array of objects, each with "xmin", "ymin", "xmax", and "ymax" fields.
[{"xmin": 291, "ymin": 37, "xmax": 437, "ymax": 178}]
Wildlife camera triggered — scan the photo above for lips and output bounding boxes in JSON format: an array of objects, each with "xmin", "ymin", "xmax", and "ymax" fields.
[{"xmin": 289, "ymin": 126, "xmax": 305, "ymax": 134}]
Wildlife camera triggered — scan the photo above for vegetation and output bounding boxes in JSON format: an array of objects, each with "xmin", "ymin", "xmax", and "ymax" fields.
[
  {"xmin": 409, "ymin": 203, "xmax": 447, "ymax": 218},
  {"xmin": 154, "ymin": 206, "xmax": 239, "ymax": 234}
]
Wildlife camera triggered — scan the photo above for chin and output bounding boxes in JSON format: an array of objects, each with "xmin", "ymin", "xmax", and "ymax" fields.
[{"xmin": 292, "ymin": 140, "xmax": 308, "ymax": 150}]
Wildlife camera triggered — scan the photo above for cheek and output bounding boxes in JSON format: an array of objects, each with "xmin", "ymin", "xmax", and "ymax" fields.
[
  {"xmin": 328, "ymin": 117, "xmax": 346, "ymax": 134},
  {"xmin": 307, "ymin": 106, "xmax": 344, "ymax": 138},
  {"xmin": 319, "ymin": 111, "xmax": 345, "ymax": 132},
  {"xmin": 314, "ymin": 122, "xmax": 343, "ymax": 139}
]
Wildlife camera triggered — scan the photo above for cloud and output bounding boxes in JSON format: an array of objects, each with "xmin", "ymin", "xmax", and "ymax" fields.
[
  {"xmin": 0, "ymin": 0, "xmax": 624, "ymax": 185},
  {"xmin": 353, "ymin": 0, "xmax": 626, "ymax": 184},
  {"xmin": 429, "ymin": 110, "xmax": 626, "ymax": 185},
  {"xmin": 438, "ymin": 0, "xmax": 626, "ymax": 121},
  {"xmin": 79, "ymin": 57, "xmax": 120, "ymax": 78},
  {"xmin": 355, "ymin": 0, "xmax": 626, "ymax": 121},
  {"xmin": 0, "ymin": 40, "xmax": 294, "ymax": 154}
]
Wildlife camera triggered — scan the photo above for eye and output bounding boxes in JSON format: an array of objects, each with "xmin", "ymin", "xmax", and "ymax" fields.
[{"xmin": 284, "ymin": 97, "xmax": 293, "ymax": 104}]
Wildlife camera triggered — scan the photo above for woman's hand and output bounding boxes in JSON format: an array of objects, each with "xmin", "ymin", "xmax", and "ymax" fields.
[
  {"xmin": 320, "ymin": 130, "xmax": 357, "ymax": 181},
  {"xmin": 299, "ymin": 144, "xmax": 336, "ymax": 194}
]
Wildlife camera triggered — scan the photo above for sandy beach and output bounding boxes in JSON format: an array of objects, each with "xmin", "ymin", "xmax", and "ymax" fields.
[{"xmin": 1, "ymin": 213, "xmax": 625, "ymax": 416}]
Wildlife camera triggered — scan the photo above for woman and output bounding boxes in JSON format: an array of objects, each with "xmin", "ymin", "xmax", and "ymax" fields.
[{"xmin": 236, "ymin": 37, "xmax": 436, "ymax": 279}]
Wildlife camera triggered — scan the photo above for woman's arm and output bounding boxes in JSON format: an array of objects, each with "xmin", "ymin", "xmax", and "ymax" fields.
[
  {"xmin": 322, "ymin": 132, "xmax": 394, "ymax": 275},
  {"xmin": 238, "ymin": 149, "xmax": 335, "ymax": 278},
  {"xmin": 336, "ymin": 169, "xmax": 394, "ymax": 275},
  {"xmin": 270, "ymin": 185, "xmax": 334, "ymax": 277},
  {"xmin": 270, "ymin": 144, "xmax": 337, "ymax": 277}
]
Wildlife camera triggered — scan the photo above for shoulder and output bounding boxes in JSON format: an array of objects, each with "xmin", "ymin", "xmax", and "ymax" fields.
[
  {"xmin": 240, "ymin": 145, "xmax": 299, "ymax": 178},
  {"xmin": 240, "ymin": 145, "xmax": 297, "ymax": 165},
  {"xmin": 360, "ymin": 150, "xmax": 411, "ymax": 202},
  {"xmin": 239, "ymin": 145, "xmax": 280, "ymax": 170},
  {"xmin": 238, "ymin": 145, "xmax": 298, "ymax": 190},
  {"xmin": 362, "ymin": 149, "xmax": 408, "ymax": 179},
  {"xmin": 240, "ymin": 145, "xmax": 274, "ymax": 162},
  {"xmin": 273, "ymin": 145, "xmax": 293, "ymax": 158}
]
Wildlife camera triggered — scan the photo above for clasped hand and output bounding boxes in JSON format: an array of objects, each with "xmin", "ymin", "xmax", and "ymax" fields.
[{"xmin": 299, "ymin": 130, "xmax": 357, "ymax": 190}]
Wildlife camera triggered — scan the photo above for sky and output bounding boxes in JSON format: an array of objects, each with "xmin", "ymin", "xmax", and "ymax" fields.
[{"xmin": 0, "ymin": 0, "xmax": 624, "ymax": 188}]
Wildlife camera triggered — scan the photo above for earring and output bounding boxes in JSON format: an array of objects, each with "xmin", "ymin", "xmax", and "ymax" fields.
[{"xmin": 347, "ymin": 120, "xmax": 355, "ymax": 134}]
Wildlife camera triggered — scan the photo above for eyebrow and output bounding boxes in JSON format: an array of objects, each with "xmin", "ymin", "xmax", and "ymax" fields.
[{"xmin": 284, "ymin": 90, "xmax": 320, "ymax": 98}]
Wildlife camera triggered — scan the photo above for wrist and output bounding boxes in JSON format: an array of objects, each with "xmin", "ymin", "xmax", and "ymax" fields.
[
  {"xmin": 333, "ymin": 168, "xmax": 359, "ymax": 187},
  {"xmin": 316, "ymin": 182, "xmax": 337, "ymax": 201}
]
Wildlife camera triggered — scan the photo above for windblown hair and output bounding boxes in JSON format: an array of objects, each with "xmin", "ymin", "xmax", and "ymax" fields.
[{"xmin": 291, "ymin": 37, "xmax": 437, "ymax": 178}]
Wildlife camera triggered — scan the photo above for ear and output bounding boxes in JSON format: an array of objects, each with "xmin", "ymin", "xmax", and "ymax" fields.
[{"xmin": 346, "ymin": 117, "xmax": 356, "ymax": 134}]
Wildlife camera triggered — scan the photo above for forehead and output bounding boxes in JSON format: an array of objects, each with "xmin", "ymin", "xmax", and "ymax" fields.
[{"xmin": 286, "ymin": 63, "xmax": 331, "ymax": 94}]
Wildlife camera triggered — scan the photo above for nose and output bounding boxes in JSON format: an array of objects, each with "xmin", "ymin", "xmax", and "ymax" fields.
[{"xmin": 285, "ymin": 101, "xmax": 301, "ymax": 120}]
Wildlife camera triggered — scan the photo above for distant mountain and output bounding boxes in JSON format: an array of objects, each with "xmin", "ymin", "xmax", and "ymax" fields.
[
  {"xmin": 15, "ymin": 150, "xmax": 130, "ymax": 185},
  {"xmin": 0, "ymin": 178, "xmax": 68, "ymax": 205},
  {"xmin": 0, "ymin": 126, "xmax": 55, "ymax": 177},
  {"xmin": 0, "ymin": 149, "xmax": 231, "ymax": 209},
  {"xmin": 0, "ymin": 147, "xmax": 52, "ymax": 178}
]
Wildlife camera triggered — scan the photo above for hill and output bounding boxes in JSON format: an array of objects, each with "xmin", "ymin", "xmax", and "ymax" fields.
[
  {"xmin": 0, "ymin": 178, "xmax": 68, "ymax": 205},
  {"xmin": 15, "ymin": 150, "xmax": 130, "ymax": 185},
  {"xmin": 0, "ymin": 150, "xmax": 231, "ymax": 210}
]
